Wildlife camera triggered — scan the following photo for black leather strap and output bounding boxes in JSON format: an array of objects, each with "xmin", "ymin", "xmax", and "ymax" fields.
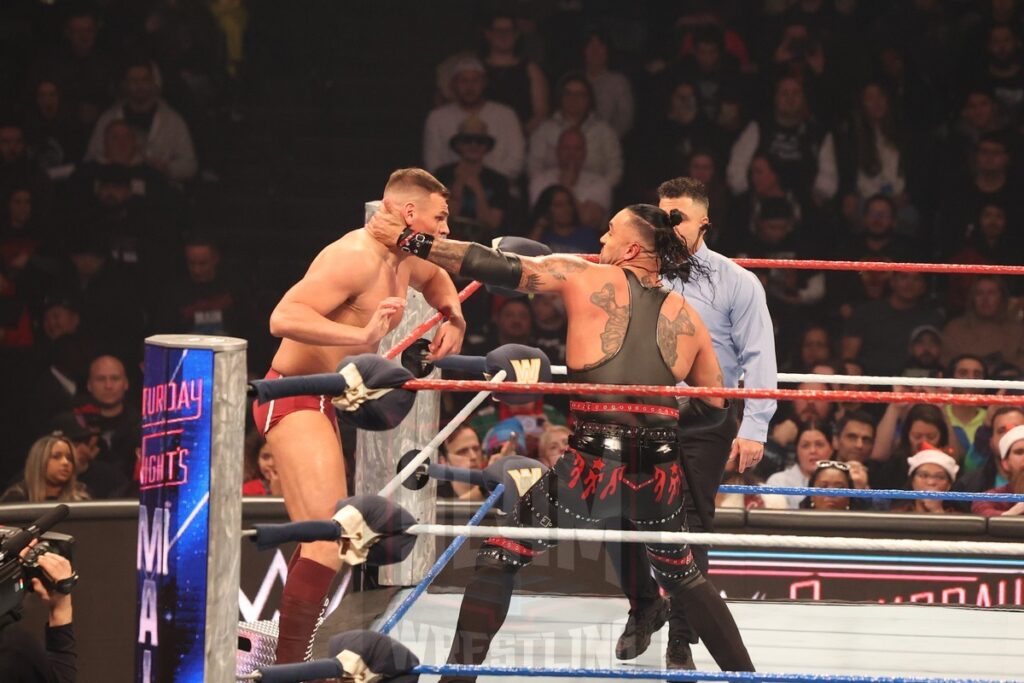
[{"xmin": 397, "ymin": 227, "xmax": 435, "ymax": 258}]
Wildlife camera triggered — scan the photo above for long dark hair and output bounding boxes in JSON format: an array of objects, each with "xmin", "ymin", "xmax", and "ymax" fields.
[
  {"xmin": 531, "ymin": 185, "xmax": 580, "ymax": 230},
  {"xmin": 852, "ymin": 81, "xmax": 903, "ymax": 179},
  {"xmin": 625, "ymin": 203, "xmax": 703, "ymax": 283},
  {"xmin": 897, "ymin": 404, "xmax": 949, "ymax": 452}
]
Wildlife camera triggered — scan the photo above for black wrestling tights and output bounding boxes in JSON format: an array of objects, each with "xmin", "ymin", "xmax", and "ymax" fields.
[
  {"xmin": 440, "ymin": 560, "xmax": 518, "ymax": 683},
  {"xmin": 670, "ymin": 577, "xmax": 755, "ymax": 672}
]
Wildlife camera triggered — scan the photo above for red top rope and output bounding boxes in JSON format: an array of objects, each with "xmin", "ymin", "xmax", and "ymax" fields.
[
  {"xmin": 731, "ymin": 258, "xmax": 1024, "ymax": 275},
  {"xmin": 580, "ymin": 253, "xmax": 1024, "ymax": 275},
  {"xmin": 402, "ymin": 378, "xmax": 1022, "ymax": 407},
  {"xmin": 383, "ymin": 280, "xmax": 483, "ymax": 360}
]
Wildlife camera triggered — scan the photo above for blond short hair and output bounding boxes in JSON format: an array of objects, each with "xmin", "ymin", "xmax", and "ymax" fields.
[
  {"xmin": 538, "ymin": 425, "xmax": 571, "ymax": 453},
  {"xmin": 384, "ymin": 168, "xmax": 449, "ymax": 199}
]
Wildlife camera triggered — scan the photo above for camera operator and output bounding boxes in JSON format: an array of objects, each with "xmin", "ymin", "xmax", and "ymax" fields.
[{"xmin": 0, "ymin": 549, "xmax": 77, "ymax": 682}]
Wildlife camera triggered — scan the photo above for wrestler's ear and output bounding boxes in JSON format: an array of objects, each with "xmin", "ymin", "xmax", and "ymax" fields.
[{"xmin": 401, "ymin": 200, "xmax": 417, "ymax": 225}]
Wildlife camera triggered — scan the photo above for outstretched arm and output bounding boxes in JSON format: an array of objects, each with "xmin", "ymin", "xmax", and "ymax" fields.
[
  {"xmin": 366, "ymin": 207, "xmax": 590, "ymax": 294},
  {"xmin": 429, "ymin": 239, "xmax": 589, "ymax": 294}
]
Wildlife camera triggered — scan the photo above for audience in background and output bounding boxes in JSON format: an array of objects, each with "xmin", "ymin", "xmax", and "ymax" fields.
[
  {"xmin": 798, "ymin": 461, "xmax": 858, "ymax": 512},
  {"xmin": 528, "ymin": 127, "xmax": 610, "ymax": 230},
  {"xmin": 581, "ymin": 31, "xmax": 634, "ymax": 138},
  {"xmin": 537, "ymin": 425, "xmax": 570, "ymax": 468},
  {"xmin": 242, "ymin": 431, "xmax": 280, "ymax": 496},
  {"xmin": 766, "ymin": 420, "xmax": 834, "ymax": 509},
  {"xmin": 941, "ymin": 276, "xmax": 1024, "ymax": 370},
  {"xmin": 972, "ymin": 425, "xmax": 1024, "ymax": 517},
  {"xmin": 942, "ymin": 355, "xmax": 989, "ymax": 461},
  {"xmin": 437, "ymin": 425, "xmax": 485, "ymax": 501},
  {"xmin": 528, "ymin": 185, "xmax": 601, "ymax": 254},
  {"xmin": 958, "ymin": 406, "xmax": 1024, "ymax": 493},
  {"xmin": 157, "ymin": 233, "xmax": 253, "ymax": 338},
  {"xmin": 483, "ymin": 417, "xmax": 527, "ymax": 462},
  {"xmin": 86, "ymin": 59, "xmax": 198, "ymax": 183},
  {"xmin": 0, "ymin": 434, "xmax": 90, "ymax": 503},
  {"xmin": 423, "ymin": 56, "xmax": 524, "ymax": 181},
  {"xmin": 481, "ymin": 12, "xmax": 549, "ymax": 134},
  {"xmin": 726, "ymin": 76, "xmax": 838, "ymax": 206},
  {"xmin": 51, "ymin": 411, "xmax": 126, "ymax": 500},
  {"xmin": 434, "ymin": 116, "xmax": 510, "ymax": 232},
  {"xmin": 906, "ymin": 325, "xmax": 944, "ymax": 375},
  {"xmin": 832, "ymin": 411, "xmax": 876, "ymax": 465},
  {"xmin": 528, "ymin": 73, "xmax": 622, "ymax": 188},
  {"xmin": 891, "ymin": 446, "xmax": 959, "ymax": 514},
  {"xmin": 29, "ymin": 8, "xmax": 115, "ymax": 130},
  {"xmin": 75, "ymin": 354, "xmax": 140, "ymax": 480},
  {"xmin": 842, "ymin": 271, "xmax": 943, "ymax": 377},
  {"xmin": 871, "ymin": 404, "xmax": 953, "ymax": 491}
]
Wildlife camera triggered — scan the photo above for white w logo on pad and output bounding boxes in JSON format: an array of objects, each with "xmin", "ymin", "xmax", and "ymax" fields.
[{"xmin": 509, "ymin": 358, "xmax": 542, "ymax": 383}]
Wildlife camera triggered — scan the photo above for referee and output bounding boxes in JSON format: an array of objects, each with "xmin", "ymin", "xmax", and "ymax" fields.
[{"xmin": 611, "ymin": 177, "xmax": 778, "ymax": 669}]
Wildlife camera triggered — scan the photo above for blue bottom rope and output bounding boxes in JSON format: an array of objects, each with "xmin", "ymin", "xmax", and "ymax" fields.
[
  {"xmin": 411, "ymin": 664, "xmax": 1019, "ymax": 683},
  {"xmin": 377, "ymin": 483, "xmax": 505, "ymax": 635},
  {"xmin": 717, "ymin": 484, "xmax": 1024, "ymax": 503}
]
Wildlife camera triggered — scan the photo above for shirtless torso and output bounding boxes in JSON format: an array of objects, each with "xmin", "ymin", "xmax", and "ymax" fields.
[{"xmin": 270, "ymin": 229, "xmax": 419, "ymax": 376}]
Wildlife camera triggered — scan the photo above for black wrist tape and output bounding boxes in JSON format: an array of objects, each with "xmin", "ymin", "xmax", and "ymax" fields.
[
  {"xmin": 397, "ymin": 228, "xmax": 435, "ymax": 258},
  {"xmin": 461, "ymin": 243, "xmax": 523, "ymax": 290}
]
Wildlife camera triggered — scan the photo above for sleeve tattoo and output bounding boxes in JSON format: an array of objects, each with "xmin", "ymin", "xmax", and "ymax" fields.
[
  {"xmin": 519, "ymin": 256, "xmax": 589, "ymax": 293},
  {"xmin": 421, "ymin": 240, "xmax": 588, "ymax": 294}
]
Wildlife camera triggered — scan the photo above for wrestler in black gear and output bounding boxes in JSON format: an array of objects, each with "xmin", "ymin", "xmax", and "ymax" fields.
[{"xmin": 363, "ymin": 201, "xmax": 754, "ymax": 681}]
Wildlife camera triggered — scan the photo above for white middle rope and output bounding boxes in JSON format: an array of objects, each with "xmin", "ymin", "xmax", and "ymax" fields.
[
  {"xmin": 407, "ymin": 524, "xmax": 1024, "ymax": 557},
  {"xmin": 377, "ymin": 370, "xmax": 507, "ymax": 498}
]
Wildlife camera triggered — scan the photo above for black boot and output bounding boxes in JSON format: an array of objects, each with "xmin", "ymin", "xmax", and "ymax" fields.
[
  {"xmin": 665, "ymin": 637, "xmax": 696, "ymax": 670},
  {"xmin": 615, "ymin": 597, "xmax": 669, "ymax": 660},
  {"xmin": 669, "ymin": 578, "xmax": 754, "ymax": 673}
]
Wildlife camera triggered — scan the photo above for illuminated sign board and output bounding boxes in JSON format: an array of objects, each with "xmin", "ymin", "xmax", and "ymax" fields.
[
  {"xmin": 136, "ymin": 345, "xmax": 215, "ymax": 683},
  {"xmin": 708, "ymin": 550, "xmax": 1024, "ymax": 607}
]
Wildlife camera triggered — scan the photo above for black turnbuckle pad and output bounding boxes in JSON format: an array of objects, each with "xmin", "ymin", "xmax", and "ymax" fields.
[{"xmin": 397, "ymin": 449, "xmax": 430, "ymax": 490}]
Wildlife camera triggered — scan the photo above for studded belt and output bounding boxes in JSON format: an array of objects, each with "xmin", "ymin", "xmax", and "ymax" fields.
[{"xmin": 572, "ymin": 421, "xmax": 678, "ymax": 442}]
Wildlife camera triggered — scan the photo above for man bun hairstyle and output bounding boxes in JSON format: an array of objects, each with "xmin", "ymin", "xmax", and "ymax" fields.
[
  {"xmin": 385, "ymin": 167, "xmax": 450, "ymax": 199},
  {"xmin": 625, "ymin": 204, "xmax": 701, "ymax": 283},
  {"xmin": 656, "ymin": 176, "xmax": 712, "ymax": 241}
]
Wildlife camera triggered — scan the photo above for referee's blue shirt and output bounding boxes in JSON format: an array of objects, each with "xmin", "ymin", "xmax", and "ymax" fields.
[{"xmin": 665, "ymin": 241, "xmax": 778, "ymax": 443}]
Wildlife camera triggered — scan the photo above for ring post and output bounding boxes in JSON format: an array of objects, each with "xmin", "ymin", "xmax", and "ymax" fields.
[
  {"xmin": 356, "ymin": 200, "xmax": 439, "ymax": 586},
  {"xmin": 137, "ymin": 334, "xmax": 247, "ymax": 683}
]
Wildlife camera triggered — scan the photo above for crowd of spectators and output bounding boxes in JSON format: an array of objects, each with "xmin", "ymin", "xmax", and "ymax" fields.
[
  {"xmin": 1, "ymin": 1, "xmax": 251, "ymax": 494},
  {"xmin": 1, "ymin": 2, "xmax": 1022, "ymax": 520}
]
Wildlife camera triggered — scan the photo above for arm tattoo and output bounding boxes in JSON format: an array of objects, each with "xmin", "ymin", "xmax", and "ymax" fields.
[
  {"xmin": 520, "ymin": 257, "xmax": 588, "ymax": 292},
  {"xmin": 656, "ymin": 306, "xmax": 697, "ymax": 368},
  {"xmin": 426, "ymin": 239, "xmax": 469, "ymax": 275},
  {"xmin": 580, "ymin": 282, "xmax": 629, "ymax": 369}
]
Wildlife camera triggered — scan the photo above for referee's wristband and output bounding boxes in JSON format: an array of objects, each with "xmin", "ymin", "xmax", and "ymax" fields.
[{"xmin": 397, "ymin": 228, "xmax": 435, "ymax": 259}]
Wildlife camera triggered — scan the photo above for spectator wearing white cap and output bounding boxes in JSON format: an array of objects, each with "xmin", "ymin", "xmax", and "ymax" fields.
[
  {"xmin": 891, "ymin": 445, "xmax": 959, "ymax": 514},
  {"xmin": 423, "ymin": 56, "xmax": 524, "ymax": 180},
  {"xmin": 972, "ymin": 424, "xmax": 1024, "ymax": 517}
]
